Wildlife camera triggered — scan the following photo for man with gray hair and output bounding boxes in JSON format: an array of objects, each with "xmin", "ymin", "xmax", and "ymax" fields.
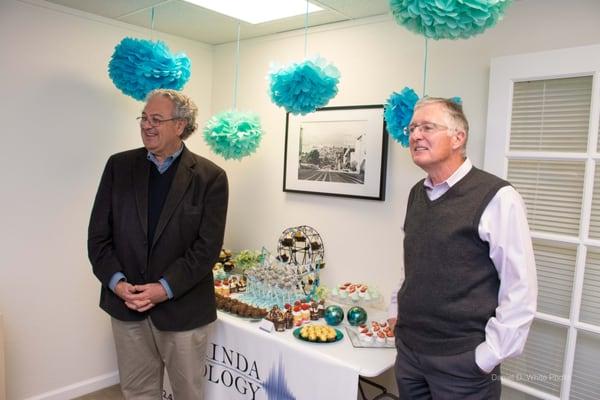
[
  {"xmin": 88, "ymin": 89, "xmax": 228, "ymax": 399},
  {"xmin": 388, "ymin": 97, "xmax": 537, "ymax": 399}
]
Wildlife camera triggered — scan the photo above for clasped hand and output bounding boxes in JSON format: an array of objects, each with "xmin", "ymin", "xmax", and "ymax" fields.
[{"xmin": 115, "ymin": 282, "xmax": 168, "ymax": 312}]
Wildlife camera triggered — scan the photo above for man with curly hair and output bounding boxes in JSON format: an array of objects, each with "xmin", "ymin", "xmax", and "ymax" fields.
[{"xmin": 88, "ymin": 89, "xmax": 228, "ymax": 399}]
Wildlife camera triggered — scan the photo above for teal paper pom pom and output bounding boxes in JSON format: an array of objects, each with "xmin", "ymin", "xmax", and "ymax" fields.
[
  {"xmin": 203, "ymin": 111, "xmax": 263, "ymax": 160},
  {"xmin": 384, "ymin": 87, "xmax": 420, "ymax": 147},
  {"xmin": 389, "ymin": 0, "xmax": 512, "ymax": 40},
  {"xmin": 108, "ymin": 37, "xmax": 191, "ymax": 101},
  {"xmin": 269, "ymin": 56, "xmax": 340, "ymax": 115}
]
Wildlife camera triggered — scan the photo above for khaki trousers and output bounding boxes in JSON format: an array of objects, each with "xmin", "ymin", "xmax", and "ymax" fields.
[{"xmin": 111, "ymin": 317, "xmax": 212, "ymax": 400}]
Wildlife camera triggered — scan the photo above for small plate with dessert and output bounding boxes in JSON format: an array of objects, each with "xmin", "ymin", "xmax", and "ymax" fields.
[{"xmin": 293, "ymin": 324, "xmax": 344, "ymax": 343}]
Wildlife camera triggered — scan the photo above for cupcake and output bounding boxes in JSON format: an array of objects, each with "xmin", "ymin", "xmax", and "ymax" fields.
[
  {"xmin": 317, "ymin": 300, "xmax": 325, "ymax": 318},
  {"xmin": 223, "ymin": 261, "xmax": 235, "ymax": 272},
  {"xmin": 326, "ymin": 328, "xmax": 336, "ymax": 342},
  {"xmin": 294, "ymin": 231, "xmax": 306, "ymax": 242},
  {"xmin": 359, "ymin": 286, "xmax": 368, "ymax": 298},
  {"xmin": 385, "ymin": 330, "xmax": 395, "ymax": 344},
  {"xmin": 361, "ymin": 332, "xmax": 374, "ymax": 343},
  {"xmin": 338, "ymin": 287, "xmax": 348, "ymax": 299}
]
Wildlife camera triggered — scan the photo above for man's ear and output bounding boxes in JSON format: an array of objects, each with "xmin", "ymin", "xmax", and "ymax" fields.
[
  {"xmin": 452, "ymin": 130, "xmax": 466, "ymax": 150},
  {"xmin": 176, "ymin": 120, "xmax": 186, "ymax": 137}
]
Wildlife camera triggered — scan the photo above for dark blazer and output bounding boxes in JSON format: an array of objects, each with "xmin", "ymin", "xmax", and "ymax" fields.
[{"xmin": 88, "ymin": 146, "xmax": 228, "ymax": 331}]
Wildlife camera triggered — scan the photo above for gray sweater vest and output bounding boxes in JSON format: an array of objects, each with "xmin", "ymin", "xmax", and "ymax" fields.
[{"xmin": 396, "ymin": 167, "xmax": 509, "ymax": 356}]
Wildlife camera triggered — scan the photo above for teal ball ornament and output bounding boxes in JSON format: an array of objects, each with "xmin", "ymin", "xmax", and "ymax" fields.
[
  {"xmin": 324, "ymin": 305, "xmax": 344, "ymax": 326},
  {"xmin": 346, "ymin": 306, "xmax": 368, "ymax": 326}
]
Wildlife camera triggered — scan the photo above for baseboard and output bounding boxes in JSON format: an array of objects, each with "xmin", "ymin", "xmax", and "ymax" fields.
[{"xmin": 24, "ymin": 371, "xmax": 119, "ymax": 400}]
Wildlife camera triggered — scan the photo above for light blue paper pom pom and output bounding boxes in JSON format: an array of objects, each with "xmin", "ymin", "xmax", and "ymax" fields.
[
  {"xmin": 268, "ymin": 56, "xmax": 340, "ymax": 115},
  {"xmin": 384, "ymin": 87, "xmax": 420, "ymax": 147},
  {"xmin": 389, "ymin": 0, "xmax": 512, "ymax": 40},
  {"xmin": 108, "ymin": 37, "xmax": 191, "ymax": 101},
  {"xmin": 203, "ymin": 111, "xmax": 263, "ymax": 160}
]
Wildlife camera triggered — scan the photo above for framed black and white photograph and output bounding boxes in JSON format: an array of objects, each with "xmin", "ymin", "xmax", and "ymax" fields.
[{"xmin": 283, "ymin": 105, "xmax": 388, "ymax": 200}]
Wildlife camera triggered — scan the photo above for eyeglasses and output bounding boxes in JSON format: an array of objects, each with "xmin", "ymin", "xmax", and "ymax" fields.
[
  {"xmin": 136, "ymin": 116, "xmax": 180, "ymax": 127},
  {"xmin": 404, "ymin": 122, "xmax": 453, "ymax": 136}
]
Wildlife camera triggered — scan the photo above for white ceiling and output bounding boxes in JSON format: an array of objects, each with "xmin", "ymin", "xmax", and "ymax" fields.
[{"xmin": 44, "ymin": 0, "xmax": 392, "ymax": 45}]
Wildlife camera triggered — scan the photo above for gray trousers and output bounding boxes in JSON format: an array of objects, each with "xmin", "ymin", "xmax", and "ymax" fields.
[
  {"xmin": 395, "ymin": 336, "xmax": 501, "ymax": 400},
  {"xmin": 111, "ymin": 317, "xmax": 213, "ymax": 400}
]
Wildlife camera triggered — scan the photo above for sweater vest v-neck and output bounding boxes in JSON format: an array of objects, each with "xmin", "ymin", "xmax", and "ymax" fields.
[{"xmin": 396, "ymin": 167, "xmax": 509, "ymax": 356}]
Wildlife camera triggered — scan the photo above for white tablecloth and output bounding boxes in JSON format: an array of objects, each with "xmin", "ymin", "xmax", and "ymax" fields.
[{"xmin": 164, "ymin": 311, "xmax": 396, "ymax": 399}]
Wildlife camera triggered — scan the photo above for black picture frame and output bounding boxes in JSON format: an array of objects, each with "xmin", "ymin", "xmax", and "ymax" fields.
[{"xmin": 283, "ymin": 105, "xmax": 388, "ymax": 201}]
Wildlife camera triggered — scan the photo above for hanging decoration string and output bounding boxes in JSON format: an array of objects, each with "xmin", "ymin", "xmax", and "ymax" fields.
[
  {"xmin": 232, "ymin": 22, "xmax": 241, "ymax": 110},
  {"xmin": 422, "ymin": 38, "xmax": 428, "ymax": 97},
  {"xmin": 150, "ymin": 7, "xmax": 155, "ymax": 41},
  {"xmin": 304, "ymin": 0, "xmax": 309, "ymax": 58}
]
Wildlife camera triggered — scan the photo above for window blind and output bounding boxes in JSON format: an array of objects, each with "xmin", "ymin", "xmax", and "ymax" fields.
[
  {"xmin": 532, "ymin": 239, "xmax": 576, "ymax": 318},
  {"xmin": 507, "ymin": 160, "xmax": 585, "ymax": 236},
  {"xmin": 588, "ymin": 167, "xmax": 600, "ymax": 240},
  {"xmin": 580, "ymin": 248, "xmax": 600, "ymax": 326},
  {"xmin": 510, "ymin": 77, "xmax": 592, "ymax": 152},
  {"xmin": 502, "ymin": 386, "xmax": 542, "ymax": 400},
  {"xmin": 502, "ymin": 320, "xmax": 567, "ymax": 397},
  {"xmin": 569, "ymin": 331, "xmax": 600, "ymax": 400}
]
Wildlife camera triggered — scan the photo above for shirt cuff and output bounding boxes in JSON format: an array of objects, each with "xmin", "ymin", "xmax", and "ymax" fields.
[
  {"xmin": 475, "ymin": 341, "xmax": 500, "ymax": 373},
  {"xmin": 388, "ymin": 304, "xmax": 398, "ymax": 320},
  {"xmin": 159, "ymin": 278, "xmax": 174, "ymax": 299},
  {"xmin": 108, "ymin": 272, "xmax": 126, "ymax": 292}
]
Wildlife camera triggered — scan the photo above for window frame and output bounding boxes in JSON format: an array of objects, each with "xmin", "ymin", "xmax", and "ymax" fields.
[{"xmin": 484, "ymin": 44, "xmax": 600, "ymax": 400}]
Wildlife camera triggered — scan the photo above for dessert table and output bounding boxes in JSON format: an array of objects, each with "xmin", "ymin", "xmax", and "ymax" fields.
[{"xmin": 163, "ymin": 310, "xmax": 397, "ymax": 400}]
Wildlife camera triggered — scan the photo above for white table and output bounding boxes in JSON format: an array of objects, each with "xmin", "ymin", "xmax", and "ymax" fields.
[
  {"xmin": 164, "ymin": 310, "xmax": 397, "ymax": 399},
  {"xmin": 216, "ymin": 311, "xmax": 397, "ymax": 399},
  {"xmin": 217, "ymin": 311, "xmax": 396, "ymax": 378}
]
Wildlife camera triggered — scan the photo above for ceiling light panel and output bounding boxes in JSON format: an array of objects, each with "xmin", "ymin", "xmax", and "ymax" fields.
[{"xmin": 182, "ymin": 0, "xmax": 323, "ymax": 24}]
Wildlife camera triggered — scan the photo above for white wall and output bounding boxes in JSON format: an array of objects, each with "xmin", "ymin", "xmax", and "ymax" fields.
[
  {"xmin": 1, "ymin": 0, "xmax": 600, "ymax": 398},
  {"xmin": 0, "ymin": 1, "xmax": 213, "ymax": 399},
  {"xmin": 211, "ymin": 0, "xmax": 600, "ymax": 393}
]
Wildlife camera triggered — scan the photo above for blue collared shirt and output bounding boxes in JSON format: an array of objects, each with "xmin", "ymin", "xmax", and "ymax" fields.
[{"xmin": 146, "ymin": 144, "xmax": 184, "ymax": 174}]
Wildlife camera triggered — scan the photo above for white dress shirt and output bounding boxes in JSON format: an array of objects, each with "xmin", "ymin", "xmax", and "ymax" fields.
[{"xmin": 388, "ymin": 159, "xmax": 537, "ymax": 373}]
